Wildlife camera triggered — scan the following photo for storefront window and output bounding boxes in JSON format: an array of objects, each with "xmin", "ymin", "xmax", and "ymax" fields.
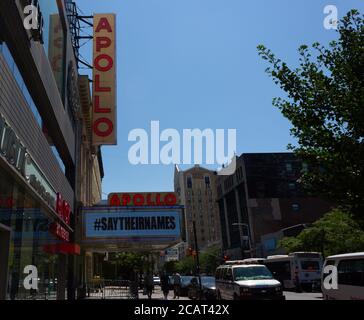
[
  {"xmin": 0, "ymin": 167, "xmax": 67, "ymax": 300},
  {"xmin": 39, "ymin": 0, "xmax": 67, "ymax": 102}
]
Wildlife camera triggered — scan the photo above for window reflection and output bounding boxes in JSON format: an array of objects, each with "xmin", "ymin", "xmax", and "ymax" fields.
[{"xmin": 0, "ymin": 167, "xmax": 64, "ymax": 300}]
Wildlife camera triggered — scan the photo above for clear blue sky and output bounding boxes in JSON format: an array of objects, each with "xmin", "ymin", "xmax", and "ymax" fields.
[{"xmin": 76, "ymin": 0, "xmax": 363, "ymax": 198}]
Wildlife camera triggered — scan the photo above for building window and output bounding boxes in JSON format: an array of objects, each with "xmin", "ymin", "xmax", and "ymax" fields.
[
  {"xmin": 292, "ymin": 204, "xmax": 300, "ymax": 212},
  {"xmin": 217, "ymin": 185, "xmax": 222, "ymax": 196},
  {"xmin": 263, "ymin": 238, "xmax": 277, "ymax": 251},
  {"xmin": 302, "ymin": 162, "xmax": 309, "ymax": 173},
  {"xmin": 288, "ymin": 182, "xmax": 296, "ymax": 191},
  {"xmin": 187, "ymin": 176, "xmax": 193, "ymax": 189},
  {"xmin": 205, "ymin": 176, "xmax": 210, "ymax": 188},
  {"xmin": 286, "ymin": 163, "xmax": 293, "ymax": 173},
  {"xmin": 236, "ymin": 166, "xmax": 243, "ymax": 181},
  {"xmin": 224, "ymin": 175, "xmax": 234, "ymax": 190},
  {"xmin": 0, "ymin": 168, "xmax": 65, "ymax": 300}
]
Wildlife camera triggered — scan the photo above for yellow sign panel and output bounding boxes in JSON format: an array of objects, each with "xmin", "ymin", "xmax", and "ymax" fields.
[{"xmin": 92, "ymin": 14, "xmax": 117, "ymax": 145}]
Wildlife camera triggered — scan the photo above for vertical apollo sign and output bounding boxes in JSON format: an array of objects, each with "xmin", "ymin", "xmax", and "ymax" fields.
[{"xmin": 92, "ymin": 14, "xmax": 117, "ymax": 145}]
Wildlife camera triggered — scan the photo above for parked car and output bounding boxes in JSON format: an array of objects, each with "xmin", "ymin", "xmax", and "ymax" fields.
[
  {"xmin": 215, "ymin": 261, "xmax": 285, "ymax": 300},
  {"xmin": 187, "ymin": 276, "xmax": 216, "ymax": 300},
  {"xmin": 179, "ymin": 276, "xmax": 194, "ymax": 296}
]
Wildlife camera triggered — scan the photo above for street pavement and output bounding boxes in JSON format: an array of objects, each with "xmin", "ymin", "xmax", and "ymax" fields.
[
  {"xmin": 142, "ymin": 287, "xmax": 323, "ymax": 300},
  {"xmin": 85, "ymin": 286, "xmax": 323, "ymax": 300},
  {"xmin": 139, "ymin": 287, "xmax": 190, "ymax": 300},
  {"xmin": 284, "ymin": 291, "xmax": 323, "ymax": 300}
]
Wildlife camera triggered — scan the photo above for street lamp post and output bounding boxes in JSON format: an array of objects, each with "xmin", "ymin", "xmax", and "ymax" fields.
[{"xmin": 232, "ymin": 223, "xmax": 252, "ymax": 258}]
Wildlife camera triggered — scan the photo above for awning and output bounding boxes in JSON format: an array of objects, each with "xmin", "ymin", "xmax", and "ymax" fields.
[{"xmin": 43, "ymin": 243, "xmax": 81, "ymax": 255}]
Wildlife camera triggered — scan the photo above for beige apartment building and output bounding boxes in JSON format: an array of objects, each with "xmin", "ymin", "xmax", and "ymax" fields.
[{"xmin": 174, "ymin": 165, "xmax": 222, "ymax": 251}]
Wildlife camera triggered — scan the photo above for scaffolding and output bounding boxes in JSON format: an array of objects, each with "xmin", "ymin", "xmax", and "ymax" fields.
[{"xmin": 65, "ymin": 0, "xmax": 93, "ymax": 70}]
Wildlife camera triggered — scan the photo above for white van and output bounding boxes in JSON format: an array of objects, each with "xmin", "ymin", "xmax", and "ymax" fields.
[
  {"xmin": 322, "ymin": 252, "xmax": 364, "ymax": 300},
  {"xmin": 215, "ymin": 262, "xmax": 285, "ymax": 300}
]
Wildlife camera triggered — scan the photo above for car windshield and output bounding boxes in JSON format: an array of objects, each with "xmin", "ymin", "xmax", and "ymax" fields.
[
  {"xmin": 233, "ymin": 266, "xmax": 273, "ymax": 281},
  {"xmin": 201, "ymin": 276, "xmax": 215, "ymax": 286},
  {"xmin": 300, "ymin": 260, "xmax": 320, "ymax": 271},
  {"xmin": 181, "ymin": 276, "xmax": 194, "ymax": 285}
]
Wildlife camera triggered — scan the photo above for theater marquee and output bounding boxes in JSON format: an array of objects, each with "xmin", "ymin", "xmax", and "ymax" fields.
[
  {"xmin": 92, "ymin": 14, "xmax": 117, "ymax": 145},
  {"xmin": 85, "ymin": 211, "xmax": 181, "ymax": 240},
  {"xmin": 108, "ymin": 192, "xmax": 178, "ymax": 207}
]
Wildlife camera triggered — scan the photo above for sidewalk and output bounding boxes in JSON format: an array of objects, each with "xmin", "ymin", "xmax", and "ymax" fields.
[
  {"xmin": 139, "ymin": 287, "xmax": 190, "ymax": 301},
  {"xmin": 84, "ymin": 287, "xmax": 190, "ymax": 300}
]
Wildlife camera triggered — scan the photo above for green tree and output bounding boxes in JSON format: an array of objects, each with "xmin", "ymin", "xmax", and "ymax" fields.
[
  {"xmin": 163, "ymin": 261, "xmax": 178, "ymax": 274},
  {"xmin": 175, "ymin": 256, "xmax": 195, "ymax": 275},
  {"xmin": 279, "ymin": 208, "xmax": 364, "ymax": 257},
  {"xmin": 258, "ymin": 10, "xmax": 364, "ymax": 223},
  {"xmin": 109, "ymin": 252, "xmax": 151, "ymax": 278},
  {"xmin": 171, "ymin": 245, "xmax": 222, "ymax": 275},
  {"xmin": 200, "ymin": 245, "xmax": 222, "ymax": 274}
]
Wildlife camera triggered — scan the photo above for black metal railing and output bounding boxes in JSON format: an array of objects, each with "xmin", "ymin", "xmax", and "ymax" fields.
[{"xmin": 84, "ymin": 280, "xmax": 139, "ymax": 300}]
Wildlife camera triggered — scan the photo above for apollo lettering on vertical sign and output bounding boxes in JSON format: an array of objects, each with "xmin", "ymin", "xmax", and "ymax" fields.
[{"xmin": 92, "ymin": 14, "xmax": 117, "ymax": 145}]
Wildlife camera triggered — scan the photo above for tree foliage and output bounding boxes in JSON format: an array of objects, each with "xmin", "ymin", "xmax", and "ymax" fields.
[
  {"xmin": 279, "ymin": 208, "xmax": 364, "ymax": 257},
  {"xmin": 258, "ymin": 10, "xmax": 364, "ymax": 223},
  {"xmin": 109, "ymin": 252, "xmax": 152, "ymax": 277},
  {"xmin": 199, "ymin": 245, "xmax": 222, "ymax": 274},
  {"xmin": 175, "ymin": 256, "xmax": 195, "ymax": 275},
  {"xmin": 172, "ymin": 245, "xmax": 222, "ymax": 275}
]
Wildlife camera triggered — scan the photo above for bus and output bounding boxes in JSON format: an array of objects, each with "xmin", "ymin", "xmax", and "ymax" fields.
[
  {"xmin": 264, "ymin": 252, "xmax": 323, "ymax": 291},
  {"xmin": 322, "ymin": 252, "xmax": 364, "ymax": 300}
]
